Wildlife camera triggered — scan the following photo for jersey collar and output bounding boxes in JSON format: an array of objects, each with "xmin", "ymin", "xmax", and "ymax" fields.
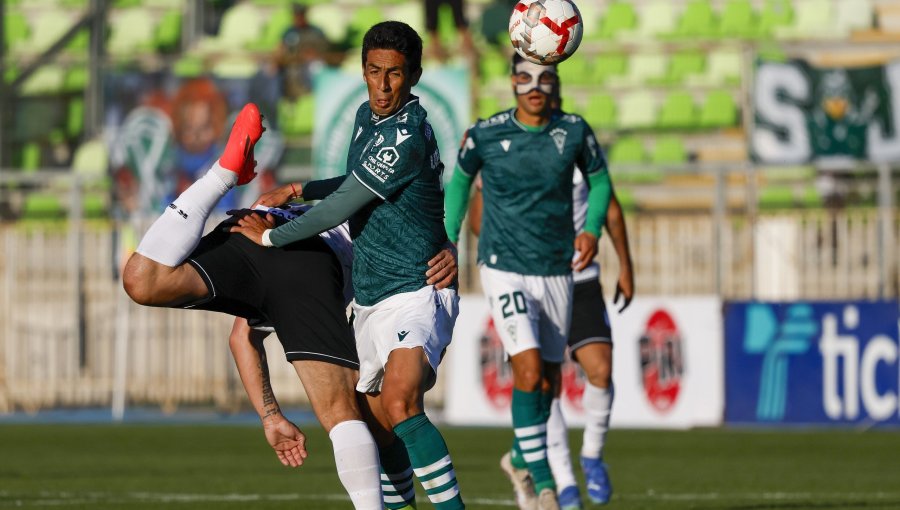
[
  {"xmin": 369, "ymin": 95, "xmax": 419, "ymax": 125},
  {"xmin": 509, "ymin": 107, "xmax": 560, "ymax": 133}
]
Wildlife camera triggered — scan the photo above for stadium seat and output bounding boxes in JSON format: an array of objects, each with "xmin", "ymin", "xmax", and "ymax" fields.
[
  {"xmin": 651, "ymin": 136, "xmax": 688, "ymax": 164},
  {"xmin": 279, "ymin": 95, "xmax": 315, "ymax": 137},
  {"xmin": 685, "ymin": 49, "xmax": 742, "ymax": 87},
  {"xmin": 154, "ymin": 9, "xmax": 182, "ymax": 52},
  {"xmin": 591, "ymin": 53, "xmax": 627, "ymax": 84},
  {"xmin": 607, "ymin": 53, "xmax": 667, "ymax": 87},
  {"xmin": 23, "ymin": 11, "xmax": 75, "ymax": 56},
  {"xmin": 21, "ymin": 142, "xmax": 41, "ymax": 171},
  {"xmin": 584, "ymin": 93, "xmax": 616, "ymax": 130},
  {"xmin": 67, "ymin": 98, "xmax": 85, "ymax": 138},
  {"xmin": 557, "ymin": 53, "xmax": 591, "ymax": 86},
  {"xmin": 672, "ymin": 0, "xmax": 718, "ymax": 39},
  {"xmin": 248, "ymin": 7, "xmax": 292, "ymax": 52},
  {"xmin": 22, "ymin": 193, "xmax": 66, "ymax": 219},
  {"xmin": 5, "ymin": 10, "xmax": 30, "ymax": 53},
  {"xmin": 72, "ymin": 138, "xmax": 110, "ymax": 178},
  {"xmin": 480, "ymin": 50, "xmax": 509, "ymax": 85},
  {"xmin": 63, "ymin": 67, "xmax": 88, "ymax": 93},
  {"xmin": 172, "ymin": 56, "xmax": 204, "ymax": 77},
  {"xmin": 20, "ymin": 66, "xmax": 66, "ymax": 96},
  {"xmin": 478, "ymin": 96, "xmax": 502, "ymax": 119},
  {"xmin": 308, "ymin": 4, "xmax": 350, "ymax": 44},
  {"xmin": 211, "ymin": 56, "xmax": 258, "ymax": 79},
  {"xmin": 626, "ymin": 0, "xmax": 676, "ymax": 41},
  {"xmin": 699, "ymin": 90, "xmax": 739, "ymax": 128},
  {"xmin": 107, "ymin": 8, "xmax": 157, "ymax": 58},
  {"xmin": 561, "ymin": 94, "xmax": 581, "ymax": 115},
  {"xmin": 617, "ymin": 91, "xmax": 657, "ymax": 130},
  {"xmin": 833, "ymin": 0, "xmax": 873, "ymax": 37},
  {"xmin": 384, "ymin": 2, "xmax": 425, "ymax": 35},
  {"xmin": 657, "ymin": 50, "xmax": 706, "ymax": 85},
  {"xmin": 597, "ymin": 2, "xmax": 638, "ymax": 40},
  {"xmin": 719, "ymin": 0, "xmax": 758, "ymax": 39},
  {"xmin": 758, "ymin": 185, "xmax": 795, "ymax": 209},
  {"xmin": 608, "ymin": 137, "xmax": 646, "ymax": 164},
  {"xmin": 199, "ymin": 2, "xmax": 264, "ymax": 52},
  {"xmin": 758, "ymin": 0, "xmax": 794, "ymax": 37},
  {"xmin": 348, "ymin": 5, "xmax": 384, "ymax": 47},
  {"xmin": 657, "ymin": 91, "xmax": 697, "ymax": 129},
  {"xmin": 775, "ymin": 0, "xmax": 832, "ymax": 39}
]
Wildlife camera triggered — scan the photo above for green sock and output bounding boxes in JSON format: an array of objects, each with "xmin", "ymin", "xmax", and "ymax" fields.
[
  {"xmin": 394, "ymin": 413, "xmax": 465, "ymax": 510},
  {"xmin": 510, "ymin": 440, "xmax": 528, "ymax": 469},
  {"xmin": 380, "ymin": 437, "xmax": 417, "ymax": 509},
  {"xmin": 511, "ymin": 388, "xmax": 556, "ymax": 493}
]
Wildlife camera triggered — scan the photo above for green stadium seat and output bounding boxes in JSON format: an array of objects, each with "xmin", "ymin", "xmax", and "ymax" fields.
[
  {"xmin": 685, "ymin": 49, "xmax": 742, "ymax": 87},
  {"xmin": 651, "ymin": 136, "xmax": 688, "ymax": 164},
  {"xmin": 20, "ymin": 66, "xmax": 66, "ymax": 96},
  {"xmin": 279, "ymin": 96, "xmax": 315, "ymax": 137},
  {"xmin": 801, "ymin": 185, "xmax": 823, "ymax": 207},
  {"xmin": 154, "ymin": 9, "xmax": 182, "ymax": 52},
  {"xmin": 672, "ymin": 0, "xmax": 718, "ymax": 39},
  {"xmin": 758, "ymin": 185, "xmax": 794, "ymax": 209},
  {"xmin": 21, "ymin": 142, "xmax": 41, "ymax": 171},
  {"xmin": 657, "ymin": 50, "xmax": 705, "ymax": 85},
  {"xmin": 758, "ymin": 0, "xmax": 794, "ymax": 37},
  {"xmin": 143, "ymin": 0, "xmax": 184, "ymax": 7},
  {"xmin": 173, "ymin": 56, "xmax": 204, "ymax": 77},
  {"xmin": 557, "ymin": 53, "xmax": 591, "ymax": 86},
  {"xmin": 308, "ymin": 4, "xmax": 350, "ymax": 43},
  {"xmin": 657, "ymin": 91, "xmax": 697, "ymax": 129},
  {"xmin": 584, "ymin": 93, "xmax": 616, "ymax": 130},
  {"xmin": 63, "ymin": 67, "xmax": 89, "ymax": 93},
  {"xmin": 597, "ymin": 2, "xmax": 637, "ymax": 40},
  {"xmin": 719, "ymin": 0, "xmax": 758, "ymax": 39},
  {"xmin": 348, "ymin": 5, "xmax": 384, "ymax": 47},
  {"xmin": 834, "ymin": 0, "xmax": 873, "ymax": 37},
  {"xmin": 72, "ymin": 138, "xmax": 110, "ymax": 218},
  {"xmin": 67, "ymin": 98, "xmax": 85, "ymax": 138},
  {"xmin": 384, "ymin": 2, "xmax": 425, "ymax": 35},
  {"xmin": 608, "ymin": 137, "xmax": 646, "ymax": 165},
  {"xmin": 628, "ymin": 0, "xmax": 676, "ymax": 41},
  {"xmin": 775, "ymin": 0, "xmax": 832, "ymax": 40},
  {"xmin": 108, "ymin": 8, "xmax": 157, "ymax": 57},
  {"xmin": 248, "ymin": 8, "xmax": 292, "ymax": 52},
  {"xmin": 199, "ymin": 2, "xmax": 264, "ymax": 52},
  {"xmin": 607, "ymin": 53, "xmax": 667, "ymax": 87},
  {"xmin": 618, "ymin": 91, "xmax": 657, "ymax": 130},
  {"xmin": 212, "ymin": 56, "xmax": 258, "ymax": 79},
  {"xmin": 591, "ymin": 53, "xmax": 627, "ymax": 84},
  {"xmin": 22, "ymin": 193, "xmax": 66, "ymax": 219},
  {"xmin": 24, "ymin": 11, "xmax": 74, "ymax": 55},
  {"xmin": 5, "ymin": 11, "xmax": 30, "ymax": 53},
  {"xmin": 560, "ymin": 94, "xmax": 581, "ymax": 115},
  {"xmin": 699, "ymin": 90, "xmax": 738, "ymax": 128},
  {"xmin": 478, "ymin": 96, "xmax": 502, "ymax": 119}
]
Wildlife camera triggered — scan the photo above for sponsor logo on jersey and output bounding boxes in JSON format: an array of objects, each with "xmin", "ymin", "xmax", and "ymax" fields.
[
  {"xmin": 478, "ymin": 113, "xmax": 510, "ymax": 128},
  {"xmin": 550, "ymin": 128, "xmax": 568, "ymax": 155},
  {"xmin": 376, "ymin": 147, "xmax": 400, "ymax": 167},
  {"xmin": 374, "ymin": 133, "xmax": 385, "ymax": 146},
  {"xmin": 395, "ymin": 128, "xmax": 412, "ymax": 146},
  {"xmin": 398, "ymin": 330, "xmax": 410, "ymax": 341},
  {"xmin": 397, "ymin": 112, "xmax": 409, "ymax": 124},
  {"xmin": 639, "ymin": 309, "xmax": 684, "ymax": 413},
  {"xmin": 500, "ymin": 139, "xmax": 511, "ymax": 152}
]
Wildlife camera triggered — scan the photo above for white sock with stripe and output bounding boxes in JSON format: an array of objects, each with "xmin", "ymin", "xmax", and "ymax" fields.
[
  {"xmin": 136, "ymin": 161, "xmax": 236, "ymax": 266},
  {"xmin": 329, "ymin": 420, "xmax": 383, "ymax": 510},
  {"xmin": 546, "ymin": 397, "xmax": 578, "ymax": 491},
  {"xmin": 581, "ymin": 382, "xmax": 613, "ymax": 459}
]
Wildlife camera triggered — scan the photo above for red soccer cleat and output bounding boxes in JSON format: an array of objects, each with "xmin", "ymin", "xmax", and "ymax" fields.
[{"xmin": 220, "ymin": 103, "xmax": 265, "ymax": 185}]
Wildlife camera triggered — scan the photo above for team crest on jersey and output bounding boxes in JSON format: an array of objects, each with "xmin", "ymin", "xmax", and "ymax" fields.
[
  {"xmin": 500, "ymin": 140, "xmax": 511, "ymax": 152},
  {"xmin": 550, "ymin": 128, "xmax": 568, "ymax": 155},
  {"xmin": 376, "ymin": 147, "xmax": 400, "ymax": 167}
]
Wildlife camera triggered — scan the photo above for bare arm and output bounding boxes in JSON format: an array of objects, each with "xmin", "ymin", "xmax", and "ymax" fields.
[
  {"xmin": 229, "ymin": 318, "xmax": 308, "ymax": 467},
  {"xmin": 605, "ymin": 188, "xmax": 634, "ymax": 312}
]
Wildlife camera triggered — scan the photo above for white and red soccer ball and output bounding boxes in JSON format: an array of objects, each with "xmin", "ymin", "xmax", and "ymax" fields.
[{"xmin": 509, "ymin": 0, "xmax": 583, "ymax": 65}]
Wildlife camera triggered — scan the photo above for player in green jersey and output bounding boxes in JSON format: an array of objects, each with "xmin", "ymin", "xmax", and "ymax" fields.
[
  {"xmin": 232, "ymin": 21, "xmax": 464, "ymax": 510},
  {"xmin": 444, "ymin": 54, "xmax": 613, "ymax": 510}
]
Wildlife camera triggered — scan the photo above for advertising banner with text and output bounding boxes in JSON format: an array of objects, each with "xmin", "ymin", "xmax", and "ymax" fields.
[
  {"xmin": 725, "ymin": 301, "xmax": 900, "ymax": 425},
  {"xmin": 444, "ymin": 296, "xmax": 724, "ymax": 428}
]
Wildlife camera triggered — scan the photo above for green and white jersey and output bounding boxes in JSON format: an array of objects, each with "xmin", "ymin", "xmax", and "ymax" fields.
[
  {"xmin": 347, "ymin": 96, "xmax": 448, "ymax": 306},
  {"xmin": 457, "ymin": 109, "xmax": 607, "ymax": 276}
]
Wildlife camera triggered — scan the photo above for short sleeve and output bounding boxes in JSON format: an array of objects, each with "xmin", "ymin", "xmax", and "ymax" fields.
[
  {"xmin": 352, "ymin": 124, "xmax": 425, "ymax": 200},
  {"xmin": 455, "ymin": 127, "xmax": 482, "ymax": 177},
  {"xmin": 578, "ymin": 122, "xmax": 608, "ymax": 176}
]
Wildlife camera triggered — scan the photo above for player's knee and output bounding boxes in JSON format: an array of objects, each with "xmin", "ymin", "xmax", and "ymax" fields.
[
  {"xmin": 513, "ymin": 368, "xmax": 543, "ymax": 392},
  {"xmin": 381, "ymin": 393, "xmax": 417, "ymax": 427},
  {"xmin": 585, "ymin": 363, "xmax": 612, "ymax": 388}
]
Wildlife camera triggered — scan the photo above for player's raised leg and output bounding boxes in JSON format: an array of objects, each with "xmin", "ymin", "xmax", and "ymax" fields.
[{"xmin": 123, "ymin": 103, "xmax": 263, "ymax": 306}]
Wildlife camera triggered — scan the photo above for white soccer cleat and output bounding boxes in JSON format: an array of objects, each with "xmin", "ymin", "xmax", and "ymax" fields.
[
  {"xmin": 537, "ymin": 487, "xmax": 561, "ymax": 510},
  {"xmin": 500, "ymin": 451, "xmax": 538, "ymax": 510}
]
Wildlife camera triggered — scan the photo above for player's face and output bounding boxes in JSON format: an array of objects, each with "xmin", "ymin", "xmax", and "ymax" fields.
[
  {"xmin": 363, "ymin": 49, "xmax": 422, "ymax": 117},
  {"xmin": 511, "ymin": 60, "xmax": 558, "ymax": 118}
]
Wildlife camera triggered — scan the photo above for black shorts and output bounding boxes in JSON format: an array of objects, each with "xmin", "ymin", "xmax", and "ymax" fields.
[
  {"xmin": 568, "ymin": 279, "xmax": 612, "ymax": 359},
  {"xmin": 184, "ymin": 221, "xmax": 358, "ymax": 369},
  {"xmin": 425, "ymin": 0, "xmax": 468, "ymax": 32}
]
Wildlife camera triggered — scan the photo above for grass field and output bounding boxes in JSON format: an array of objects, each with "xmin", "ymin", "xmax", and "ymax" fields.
[{"xmin": 1, "ymin": 424, "xmax": 899, "ymax": 509}]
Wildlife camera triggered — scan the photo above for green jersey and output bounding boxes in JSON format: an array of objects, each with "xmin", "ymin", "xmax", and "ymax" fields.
[
  {"xmin": 347, "ymin": 96, "xmax": 448, "ymax": 305},
  {"xmin": 456, "ymin": 109, "xmax": 607, "ymax": 276}
]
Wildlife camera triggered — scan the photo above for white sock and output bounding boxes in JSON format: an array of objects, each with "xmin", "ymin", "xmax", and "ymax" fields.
[
  {"xmin": 581, "ymin": 382, "xmax": 613, "ymax": 459},
  {"xmin": 546, "ymin": 397, "xmax": 578, "ymax": 492},
  {"xmin": 329, "ymin": 420, "xmax": 383, "ymax": 510},
  {"xmin": 135, "ymin": 161, "xmax": 236, "ymax": 266}
]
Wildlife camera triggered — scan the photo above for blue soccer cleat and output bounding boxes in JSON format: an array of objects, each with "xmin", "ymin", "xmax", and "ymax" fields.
[
  {"xmin": 558, "ymin": 485, "xmax": 582, "ymax": 510},
  {"xmin": 581, "ymin": 456, "xmax": 612, "ymax": 505}
]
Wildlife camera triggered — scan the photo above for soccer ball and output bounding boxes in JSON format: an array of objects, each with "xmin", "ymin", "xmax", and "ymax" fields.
[{"xmin": 508, "ymin": 0, "xmax": 583, "ymax": 65}]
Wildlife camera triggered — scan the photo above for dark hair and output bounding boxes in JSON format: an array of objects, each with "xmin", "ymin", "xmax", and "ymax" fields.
[
  {"xmin": 510, "ymin": 52, "xmax": 557, "ymax": 74},
  {"xmin": 362, "ymin": 21, "xmax": 423, "ymax": 74}
]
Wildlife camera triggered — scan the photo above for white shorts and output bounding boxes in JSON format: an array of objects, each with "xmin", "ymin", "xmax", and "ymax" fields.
[
  {"xmin": 352, "ymin": 285, "xmax": 459, "ymax": 394},
  {"xmin": 479, "ymin": 265, "xmax": 573, "ymax": 363}
]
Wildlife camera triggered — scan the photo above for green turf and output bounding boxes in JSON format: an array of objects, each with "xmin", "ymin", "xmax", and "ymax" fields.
[{"xmin": 1, "ymin": 424, "xmax": 899, "ymax": 509}]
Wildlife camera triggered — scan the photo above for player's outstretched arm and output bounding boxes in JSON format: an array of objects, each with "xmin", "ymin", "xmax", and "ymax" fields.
[
  {"xmin": 229, "ymin": 318, "xmax": 308, "ymax": 467},
  {"xmin": 252, "ymin": 176, "xmax": 349, "ymax": 208},
  {"xmin": 605, "ymin": 188, "xmax": 634, "ymax": 312}
]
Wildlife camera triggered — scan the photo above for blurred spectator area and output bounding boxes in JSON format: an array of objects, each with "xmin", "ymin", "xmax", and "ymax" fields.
[{"xmin": 3, "ymin": 0, "xmax": 900, "ymax": 220}]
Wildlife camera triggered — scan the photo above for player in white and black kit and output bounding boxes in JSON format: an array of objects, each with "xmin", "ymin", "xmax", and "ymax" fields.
[{"xmin": 122, "ymin": 104, "xmax": 456, "ymax": 510}]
